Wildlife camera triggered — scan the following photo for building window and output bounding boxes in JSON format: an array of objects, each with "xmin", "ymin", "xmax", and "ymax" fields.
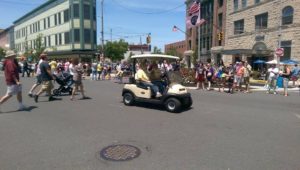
[
  {"xmin": 44, "ymin": 37, "xmax": 47, "ymax": 47},
  {"xmin": 234, "ymin": 0, "xmax": 239, "ymax": 11},
  {"xmin": 94, "ymin": 30, "xmax": 97, "ymax": 44},
  {"xmin": 242, "ymin": 0, "xmax": 247, "ymax": 8},
  {"xmin": 54, "ymin": 14, "xmax": 57, "ymax": 26},
  {"xmin": 44, "ymin": 18, "xmax": 46, "ymax": 29},
  {"xmin": 64, "ymin": 32, "xmax": 70, "ymax": 44},
  {"xmin": 59, "ymin": 34, "xmax": 62, "ymax": 45},
  {"xmin": 280, "ymin": 41, "xmax": 292, "ymax": 61},
  {"xmin": 93, "ymin": 6, "xmax": 96, "ymax": 21},
  {"xmin": 74, "ymin": 29, "xmax": 80, "ymax": 43},
  {"xmin": 282, "ymin": 6, "xmax": 293, "ymax": 25},
  {"xmin": 218, "ymin": 0, "xmax": 223, "ymax": 7},
  {"xmin": 255, "ymin": 13, "xmax": 268, "ymax": 30},
  {"xmin": 55, "ymin": 34, "xmax": 58, "ymax": 45},
  {"xmin": 48, "ymin": 36, "xmax": 51, "ymax": 47},
  {"xmin": 84, "ymin": 29, "xmax": 91, "ymax": 43},
  {"xmin": 48, "ymin": 17, "xmax": 50, "ymax": 28},
  {"xmin": 38, "ymin": 22, "xmax": 40, "ymax": 31},
  {"xmin": 58, "ymin": 13, "xmax": 61, "ymax": 25},
  {"xmin": 64, "ymin": 9, "xmax": 69, "ymax": 23},
  {"xmin": 84, "ymin": 4, "xmax": 90, "ymax": 19},
  {"xmin": 255, "ymin": 0, "xmax": 260, "ymax": 4},
  {"xmin": 74, "ymin": 4, "xmax": 80, "ymax": 18},
  {"xmin": 234, "ymin": 19, "xmax": 244, "ymax": 34},
  {"xmin": 218, "ymin": 13, "xmax": 223, "ymax": 29}
]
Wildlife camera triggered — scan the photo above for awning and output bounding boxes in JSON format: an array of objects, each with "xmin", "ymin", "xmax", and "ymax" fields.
[{"xmin": 184, "ymin": 50, "xmax": 194, "ymax": 55}]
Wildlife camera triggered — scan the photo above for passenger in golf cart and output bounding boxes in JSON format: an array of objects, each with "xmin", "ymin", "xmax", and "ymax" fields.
[{"xmin": 135, "ymin": 61, "xmax": 163, "ymax": 98}]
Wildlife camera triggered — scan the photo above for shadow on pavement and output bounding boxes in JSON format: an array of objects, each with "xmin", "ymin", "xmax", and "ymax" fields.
[
  {"xmin": 132, "ymin": 103, "xmax": 192, "ymax": 114},
  {"xmin": 0, "ymin": 106, "xmax": 38, "ymax": 114}
]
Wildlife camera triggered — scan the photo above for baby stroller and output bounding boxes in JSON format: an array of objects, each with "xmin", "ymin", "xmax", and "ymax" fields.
[{"xmin": 53, "ymin": 72, "xmax": 74, "ymax": 96}]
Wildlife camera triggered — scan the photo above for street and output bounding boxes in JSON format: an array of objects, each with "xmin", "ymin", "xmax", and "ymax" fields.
[{"xmin": 0, "ymin": 77, "xmax": 300, "ymax": 170}]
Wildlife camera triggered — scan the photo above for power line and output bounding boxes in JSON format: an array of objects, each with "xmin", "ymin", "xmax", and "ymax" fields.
[
  {"xmin": 0, "ymin": 0, "xmax": 42, "ymax": 6},
  {"xmin": 111, "ymin": 0, "xmax": 185, "ymax": 14}
]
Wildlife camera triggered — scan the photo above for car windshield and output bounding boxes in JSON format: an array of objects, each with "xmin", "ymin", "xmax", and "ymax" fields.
[{"xmin": 167, "ymin": 71, "xmax": 183, "ymax": 84}]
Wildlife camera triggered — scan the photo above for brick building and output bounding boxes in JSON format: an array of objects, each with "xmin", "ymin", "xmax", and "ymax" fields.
[
  {"xmin": 0, "ymin": 26, "xmax": 14, "ymax": 50},
  {"xmin": 165, "ymin": 40, "xmax": 186, "ymax": 58},
  {"xmin": 223, "ymin": 0, "xmax": 300, "ymax": 65},
  {"xmin": 185, "ymin": 0, "xmax": 227, "ymax": 65}
]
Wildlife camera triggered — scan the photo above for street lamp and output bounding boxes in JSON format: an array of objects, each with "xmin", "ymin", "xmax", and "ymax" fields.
[{"xmin": 101, "ymin": 0, "xmax": 105, "ymax": 57}]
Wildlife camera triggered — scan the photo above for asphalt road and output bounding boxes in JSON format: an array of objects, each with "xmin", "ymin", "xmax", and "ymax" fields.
[{"xmin": 0, "ymin": 76, "xmax": 299, "ymax": 170}]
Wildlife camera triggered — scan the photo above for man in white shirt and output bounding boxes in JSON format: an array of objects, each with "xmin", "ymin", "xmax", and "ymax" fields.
[
  {"xmin": 28, "ymin": 54, "xmax": 45, "ymax": 97},
  {"xmin": 267, "ymin": 64, "xmax": 279, "ymax": 94}
]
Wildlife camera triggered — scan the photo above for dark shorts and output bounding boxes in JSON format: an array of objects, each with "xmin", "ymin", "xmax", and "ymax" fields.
[
  {"xmin": 74, "ymin": 80, "xmax": 82, "ymax": 86},
  {"xmin": 36, "ymin": 75, "xmax": 42, "ymax": 85}
]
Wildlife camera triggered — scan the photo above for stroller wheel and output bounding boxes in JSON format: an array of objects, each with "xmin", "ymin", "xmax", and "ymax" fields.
[
  {"xmin": 69, "ymin": 88, "xmax": 73, "ymax": 95},
  {"xmin": 53, "ymin": 89, "xmax": 61, "ymax": 96}
]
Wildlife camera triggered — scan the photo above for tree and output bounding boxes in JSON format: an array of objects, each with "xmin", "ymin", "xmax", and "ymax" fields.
[
  {"xmin": 165, "ymin": 47, "xmax": 178, "ymax": 57},
  {"xmin": 32, "ymin": 34, "xmax": 46, "ymax": 62},
  {"xmin": 104, "ymin": 39, "xmax": 128, "ymax": 61},
  {"xmin": 0, "ymin": 47, "xmax": 5, "ymax": 59},
  {"xmin": 152, "ymin": 46, "xmax": 162, "ymax": 54}
]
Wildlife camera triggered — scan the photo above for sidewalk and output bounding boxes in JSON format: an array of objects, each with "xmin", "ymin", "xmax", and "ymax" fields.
[{"xmin": 187, "ymin": 85, "xmax": 300, "ymax": 92}]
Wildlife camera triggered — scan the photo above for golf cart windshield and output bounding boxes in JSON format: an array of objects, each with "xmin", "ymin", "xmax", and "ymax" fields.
[{"xmin": 167, "ymin": 71, "xmax": 183, "ymax": 84}]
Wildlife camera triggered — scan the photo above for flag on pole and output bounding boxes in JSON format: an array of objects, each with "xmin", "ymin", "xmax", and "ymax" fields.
[
  {"xmin": 196, "ymin": 18, "xmax": 206, "ymax": 26},
  {"xmin": 189, "ymin": 1, "xmax": 200, "ymax": 15},
  {"xmin": 172, "ymin": 26, "xmax": 178, "ymax": 32}
]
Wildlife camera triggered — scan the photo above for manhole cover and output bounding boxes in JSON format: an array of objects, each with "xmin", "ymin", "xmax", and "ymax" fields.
[{"xmin": 100, "ymin": 144, "xmax": 141, "ymax": 162}]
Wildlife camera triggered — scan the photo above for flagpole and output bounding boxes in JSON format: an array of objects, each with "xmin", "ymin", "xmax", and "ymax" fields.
[{"xmin": 197, "ymin": 1, "xmax": 201, "ymax": 61}]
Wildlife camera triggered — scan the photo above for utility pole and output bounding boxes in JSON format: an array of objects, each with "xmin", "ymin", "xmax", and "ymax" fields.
[
  {"xmin": 101, "ymin": 0, "xmax": 104, "ymax": 57},
  {"xmin": 110, "ymin": 28, "xmax": 112, "ymax": 42},
  {"xmin": 140, "ymin": 36, "xmax": 143, "ymax": 54}
]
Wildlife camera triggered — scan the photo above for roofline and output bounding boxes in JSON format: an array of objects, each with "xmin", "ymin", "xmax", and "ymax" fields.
[
  {"xmin": 131, "ymin": 54, "xmax": 180, "ymax": 60},
  {"xmin": 13, "ymin": 0, "xmax": 58, "ymax": 25}
]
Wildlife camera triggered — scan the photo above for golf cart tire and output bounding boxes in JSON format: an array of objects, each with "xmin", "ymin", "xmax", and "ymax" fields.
[
  {"xmin": 183, "ymin": 97, "xmax": 193, "ymax": 109},
  {"xmin": 123, "ymin": 92, "xmax": 135, "ymax": 106},
  {"xmin": 165, "ymin": 97, "xmax": 182, "ymax": 113}
]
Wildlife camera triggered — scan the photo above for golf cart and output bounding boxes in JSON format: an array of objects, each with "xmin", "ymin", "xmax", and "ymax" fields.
[{"xmin": 122, "ymin": 54, "xmax": 192, "ymax": 113}]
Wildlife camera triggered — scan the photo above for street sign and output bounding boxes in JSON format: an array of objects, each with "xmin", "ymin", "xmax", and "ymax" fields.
[{"xmin": 275, "ymin": 48, "xmax": 284, "ymax": 57}]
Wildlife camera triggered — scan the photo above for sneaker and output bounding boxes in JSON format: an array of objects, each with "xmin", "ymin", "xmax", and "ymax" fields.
[
  {"xmin": 28, "ymin": 93, "xmax": 33, "ymax": 98},
  {"xmin": 34, "ymin": 95, "xmax": 39, "ymax": 103},
  {"xmin": 156, "ymin": 93, "xmax": 162, "ymax": 98},
  {"xmin": 18, "ymin": 105, "xmax": 27, "ymax": 111},
  {"xmin": 79, "ymin": 96, "xmax": 91, "ymax": 100}
]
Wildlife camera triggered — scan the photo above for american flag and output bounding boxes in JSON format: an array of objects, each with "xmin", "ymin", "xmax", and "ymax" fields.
[
  {"xmin": 196, "ymin": 18, "xmax": 206, "ymax": 26},
  {"xmin": 189, "ymin": 1, "xmax": 200, "ymax": 15}
]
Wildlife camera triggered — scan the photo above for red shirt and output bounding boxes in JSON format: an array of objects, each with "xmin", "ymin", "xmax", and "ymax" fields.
[{"xmin": 3, "ymin": 59, "xmax": 20, "ymax": 85}]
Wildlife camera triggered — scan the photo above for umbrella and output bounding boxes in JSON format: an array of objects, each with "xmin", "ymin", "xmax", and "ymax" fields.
[
  {"xmin": 253, "ymin": 59, "xmax": 266, "ymax": 64},
  {"xmin": 281, "ymin": 59, "xmax": 299, "ymax": 65}
]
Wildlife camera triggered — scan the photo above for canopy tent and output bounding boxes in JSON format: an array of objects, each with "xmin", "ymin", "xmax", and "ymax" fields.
[
  {"xmin": 253, "ymin": 59, "xmax": 266, "ymax": 64},
  {"xmin": 280, "ymin": 59, "xmax": 299, "ymax": 65},
  {"xmin": 266, "ymin": 59, "xmax": 280, "ymax": 64}
]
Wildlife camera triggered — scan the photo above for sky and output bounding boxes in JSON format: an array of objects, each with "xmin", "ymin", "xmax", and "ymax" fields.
[{"xmin": 0, "ymin": 0, "xmax": 186, "ymax": 52}]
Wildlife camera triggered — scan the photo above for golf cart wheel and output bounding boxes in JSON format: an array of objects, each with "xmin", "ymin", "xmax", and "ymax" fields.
[
  {"xmin": 184, "ymin": 97, "xmax": 193, "ymax": 109},
  {"xmin": 53, "ymin": 89, "xmax": 61, "ymax": 96},
  {"xmin": 165, "ymin": 98, "xmax": 181, "ymax": 113},
  {"xmin": 123, "ymin": 92, "xmax": 135, "ymax": 106}
]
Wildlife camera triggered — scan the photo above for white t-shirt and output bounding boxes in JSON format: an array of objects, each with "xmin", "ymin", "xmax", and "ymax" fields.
[
  {"xmin": 268, "ymin": 67, "xmax": 279, "ymax": 78},
  {"xmin": 69, "ymin": 64, "xmax": 75, "ymax": 76},
  {"xmin": 36, "ymin": 59, "xmax": 43, "ymax": 75}
]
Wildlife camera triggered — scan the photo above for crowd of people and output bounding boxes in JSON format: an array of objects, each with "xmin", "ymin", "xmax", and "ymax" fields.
[
  {"xmin": 1, "ymin": 50, "xmax": 299, "ymax": 112},
  {"xmin": 195, "ymin": 61, "xmax": 252, "ymax": 93}
]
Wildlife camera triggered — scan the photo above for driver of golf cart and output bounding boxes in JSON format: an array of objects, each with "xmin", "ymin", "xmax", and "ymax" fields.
[{"xmin": 135, "ymin": 62, "xmax": 162, "ymax": 98}]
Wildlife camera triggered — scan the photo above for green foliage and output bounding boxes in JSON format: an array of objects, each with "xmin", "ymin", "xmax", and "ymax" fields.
[
  {"xmin": 33, "ymin": 34, "xmax": 46, "ymax": 61},
  {"xmin": 104, "ymin": 39, "xmax": 128, "ymax": 61},
  {"xmin": 165, "ymin": 47, "xmax": 178, "ymax": 57},
  {"xmin": 0, "ymin": 47, "xmax": 5, "ymax": 59},
  {"xmin": 152, "ymin": 46, "xmax": 162, "ymax": 54}
]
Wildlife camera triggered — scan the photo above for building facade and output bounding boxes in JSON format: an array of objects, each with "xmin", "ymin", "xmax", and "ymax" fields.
[
  {"xmin": 124, "ymin": 44, "xmax": 151, "ymax": 61},
  {"xmin": 185, "ymin": 0, "xmax": 227, "ymax": 65},
  {"xmin": 224, "ymin": 0, "xmax": 300, "ymax": 64},
  {"xmin": 0, "ymin": 26, "xmax": 14, "ymax": 50},
  {"xmin": 13, "ymin": 0, "xmax": 97, "ymax": 59},
  {"xmin": 165, "ymin": 40, "xmax": 186, "ymax": 58}
]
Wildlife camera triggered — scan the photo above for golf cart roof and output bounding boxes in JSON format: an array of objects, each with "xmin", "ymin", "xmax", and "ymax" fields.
[{"xmin": 131, "ymin": 54, "xmax": 180, "ymax": 60}]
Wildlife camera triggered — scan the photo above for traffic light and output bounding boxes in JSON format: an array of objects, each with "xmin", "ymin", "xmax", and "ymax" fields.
[
  {"xmin": 146, "ymin": 35, "xmax": 151, "ymax": 44},
  {"xmin": 218, "ymin": 32, "xmax": 224, "ymax": 41}
]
